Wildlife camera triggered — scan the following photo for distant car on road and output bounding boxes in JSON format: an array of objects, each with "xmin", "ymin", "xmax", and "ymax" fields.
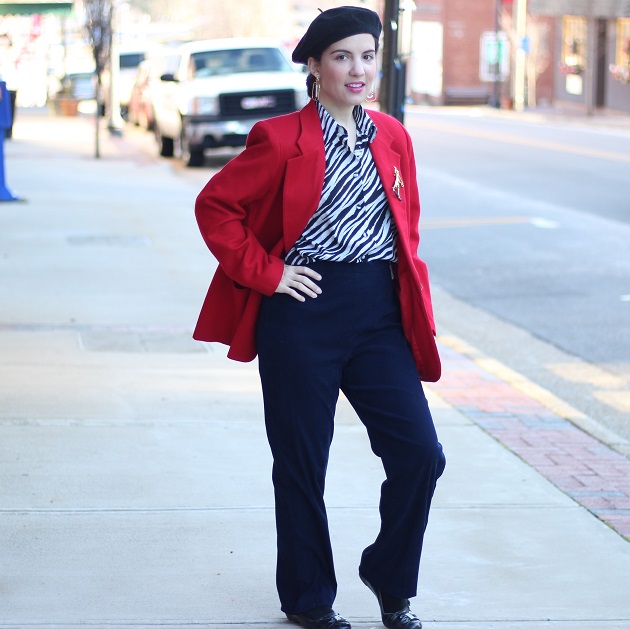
[{"xmin": 152, "ymin": 38, "xmax": 308, "ymax": 167}]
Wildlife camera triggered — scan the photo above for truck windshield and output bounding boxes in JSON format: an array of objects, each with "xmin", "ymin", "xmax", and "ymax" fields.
[{"xmin": 191, "ymin": 48, "xmax": 292, "ymax": 78}]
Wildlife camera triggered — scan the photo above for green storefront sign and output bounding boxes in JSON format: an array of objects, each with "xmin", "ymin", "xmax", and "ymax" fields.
[{"xmin": 0, "ymin": 1, "xmax": 73, "ymax": 15}]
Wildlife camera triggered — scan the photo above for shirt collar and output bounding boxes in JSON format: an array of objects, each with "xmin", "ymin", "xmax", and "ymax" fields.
[
  {"xmin": 353, "ymin": 105, "xmax": 377, "ymax": 143},
  {"xmin": 316, "ymin": 102, "xmax": 377, "ymax": 147}
]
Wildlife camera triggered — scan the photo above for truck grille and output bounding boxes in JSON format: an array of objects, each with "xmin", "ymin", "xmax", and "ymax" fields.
[{"xmin": 219, "ymin": 89, "xmax": 296, "ymax": 118}]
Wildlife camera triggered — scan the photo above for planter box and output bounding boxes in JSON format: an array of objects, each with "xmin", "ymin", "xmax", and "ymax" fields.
[{"xmin": 54, "ymin": 98, "xmax": 80, "ymax": 116}]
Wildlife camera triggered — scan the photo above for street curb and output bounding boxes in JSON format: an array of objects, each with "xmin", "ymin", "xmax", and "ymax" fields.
[{"xmin": 429, "ymin": 335, "xmax": 630, "ymax": 541}]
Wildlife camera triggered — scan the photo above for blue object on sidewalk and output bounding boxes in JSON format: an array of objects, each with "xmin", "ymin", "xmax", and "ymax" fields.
[{"xmin": 0, "ymin": 80, "xmax": 20, "ymax": 202}]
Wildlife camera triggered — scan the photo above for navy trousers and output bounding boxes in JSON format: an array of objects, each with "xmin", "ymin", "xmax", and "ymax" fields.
[{"xmin": 256, "ymin": 261, "xmax": 446, "ymax": 615}]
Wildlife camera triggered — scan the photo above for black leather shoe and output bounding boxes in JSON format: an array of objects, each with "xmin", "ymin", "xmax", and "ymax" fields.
[
  {"xmin": 286, "ymin": 609, "xmax": 351, "ymax": 629},
  {"xmin": 360, "ymin": 573, "xmax": 423, "ymax": 629}
]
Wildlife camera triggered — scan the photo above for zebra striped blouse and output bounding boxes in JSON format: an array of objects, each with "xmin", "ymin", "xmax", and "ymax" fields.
[{"xmin": 284, "ymin": 102, "xmax": 398, "ymax": 265}]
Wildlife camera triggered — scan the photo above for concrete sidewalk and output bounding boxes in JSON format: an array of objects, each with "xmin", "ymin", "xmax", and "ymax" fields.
[{"xmin": 1, "ymin": 110, "xmax": 629, "ymax": 629}]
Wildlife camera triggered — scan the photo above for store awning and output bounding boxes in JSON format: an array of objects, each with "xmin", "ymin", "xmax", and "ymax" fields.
[{"xmin": 0, "ymin": 0, "xmax": 73, "ymax": 15}]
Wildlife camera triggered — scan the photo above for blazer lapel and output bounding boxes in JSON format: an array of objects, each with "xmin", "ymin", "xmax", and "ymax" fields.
[
  {"xmin": 368, "ymin": 121, "xmax": 407, "ymax": 231},
  {"xmin": 283, "ymin": 101, "xmax": 326, "ymax": 252}
]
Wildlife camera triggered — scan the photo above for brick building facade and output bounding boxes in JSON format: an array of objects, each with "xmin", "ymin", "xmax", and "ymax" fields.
[
  {"xmin": 407, "ymin": 0, "xmax": 554, "ymax": 107},
  {"xmin": 408, "ymin": 0, "xmax": 551, "ymax": 104},
  {"xmin": 404, "ymin": 0, "xmax": 629, "ymax": 113}
]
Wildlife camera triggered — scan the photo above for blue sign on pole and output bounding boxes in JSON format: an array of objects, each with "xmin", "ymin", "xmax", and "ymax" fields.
[
  {"xmin": 521, "ymin": 35, "xmax": 531, "ymax": 54},
  {"xmin": 0, "ymin": 80, "xmax": 19, "ymax": 202}
]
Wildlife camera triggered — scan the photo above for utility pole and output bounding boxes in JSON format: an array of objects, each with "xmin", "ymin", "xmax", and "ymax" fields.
[
  {"xmin": 380, "ymin": 0, "xmax": 414, "ymax": 123},
  {"xmin": 379, "ymin": 0, "xmax": 400, "ymax": 118},
  {"xmin": 513, "ymin": 0, "xmax": 527, "ymax": 111},
  {"xmin": 490, "ymin": 0, "xmax": 501, "ymax": 108}
]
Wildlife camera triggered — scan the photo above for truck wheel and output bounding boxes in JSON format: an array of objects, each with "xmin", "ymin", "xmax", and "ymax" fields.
[
  {"xmin": 185, "ymin": 147, "xmax": 204, "ymax": 167},
  {"xmin": 181, "ymin": 127, "xmax": 204, "ymax": 167},
  {"xmin": 160, "ymin": 135, "xmax": 174, "ymax": 157}
]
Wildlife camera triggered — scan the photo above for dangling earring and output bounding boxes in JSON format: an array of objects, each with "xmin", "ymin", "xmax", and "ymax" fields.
[
  {"xmin": 311, "ymin": 75, "xmax": 320, "ymax": 101},
  {"xmin": 366, "ymin": 85, "xmax": 376, "ymax": 102}
]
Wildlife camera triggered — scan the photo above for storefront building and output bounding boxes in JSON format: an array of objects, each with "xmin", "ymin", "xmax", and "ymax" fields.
[
  {"xmin": 529, "ymin": 0, "xmax": 630, "ymax": 113},
  {"xmin": 407, "ymin": 0, "xmax": 628, "ymax": 113},
  {"xmin": 408, "ymin": 0, "xmax": 555, "ymax": 107}
]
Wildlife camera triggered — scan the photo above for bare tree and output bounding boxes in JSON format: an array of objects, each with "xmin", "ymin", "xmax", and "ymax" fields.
[
  {"xmin": 191, "ymin": 0, "xmax": 294, "ymax": 40},
  {"xmin": 84, "ymin": 0, "xmax": 113, "ymax": 158},
  {"xmin": 126, "ymin": 0, "xmax": 297, "ymax": 40},
  {"xmin": 500, "ymin": 9, "xmax": 551, "ymax": 108}
]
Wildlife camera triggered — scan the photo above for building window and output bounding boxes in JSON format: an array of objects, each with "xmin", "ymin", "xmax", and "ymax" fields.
[
  {"xmin": 609, "ymin": 18, "xmax": 630, "ymax": 83},
  {"xmin": 559, "ymin": 15, "xmax": 586, "ymax": 76}
]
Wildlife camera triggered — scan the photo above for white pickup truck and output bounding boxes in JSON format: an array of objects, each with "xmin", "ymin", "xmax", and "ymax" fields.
[{"xmin": 152, "ymin": 38, "xmax": 309, "ymax": 167}]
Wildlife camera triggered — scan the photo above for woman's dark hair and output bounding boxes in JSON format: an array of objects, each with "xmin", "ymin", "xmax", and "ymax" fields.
[{"xmin": 303, "ymin": 36, "xmax": 380, "ymax": 96}]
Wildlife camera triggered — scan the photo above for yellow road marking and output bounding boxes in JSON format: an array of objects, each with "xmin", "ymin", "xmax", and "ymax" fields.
[
  {"xmin": 407, "ymin": 117, "xmax": 630, "ymax": 164},
  {"xmin": 437, "ymin": 333, "xmax": 585, "ymax": 420},
  {"xmin": 594, "ymin": 391, "xmax": 630, "ymax": 413},
  {"xmin": 547, "ymin": 362, "xmax": 627, "ymax": 389},
  {"xmin": 548, "ymin": 363, "xmax": 630, "ymax": 415},
  {"xmin": 434, "ymin": 334, "xmax": 629, "ymax": 449}
]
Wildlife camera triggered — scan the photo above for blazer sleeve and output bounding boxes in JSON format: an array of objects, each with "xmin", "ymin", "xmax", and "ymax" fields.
[{"xmin": 195, "ymin": 121, "xmax": 286, "ymax": 296}]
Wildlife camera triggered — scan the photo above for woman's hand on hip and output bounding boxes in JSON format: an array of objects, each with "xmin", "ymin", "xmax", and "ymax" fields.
[{"xmin": 275, "ymin": 265, "xmax": 322, "ymax": 302}]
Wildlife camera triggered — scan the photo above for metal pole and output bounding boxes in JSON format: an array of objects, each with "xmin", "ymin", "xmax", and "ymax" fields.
[
  {"xmin": 513, "ymin": 0, "xmax": 527, "ymax": 111},
  {"xmin": 379, "ymin": 0, "xmax": 400, "ymax": 116},
  {"xmin": 107, "ymin": 0, "xmax": 124, "ymax": 135},
  {"xmin": 491, "ymin": 0, "xmax": 501, "ymax": 108}
]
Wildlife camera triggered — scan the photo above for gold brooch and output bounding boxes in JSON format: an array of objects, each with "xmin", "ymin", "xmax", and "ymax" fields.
[{"xmin": 392, "ymin": 167, "xmax": 404, "ymax": 201}]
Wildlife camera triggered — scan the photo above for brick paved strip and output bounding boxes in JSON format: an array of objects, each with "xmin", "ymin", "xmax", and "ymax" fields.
[{"xmin": 429, "ymin": 339, "xmax": 630, "ymax": 541}]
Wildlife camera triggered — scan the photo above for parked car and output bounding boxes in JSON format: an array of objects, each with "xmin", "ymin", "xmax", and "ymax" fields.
[
  {"xmin": 57, "ymin": 71, "xmax": 96, "ymax": 101},
  {"xmin": 127, "ymin": 60, "xmax": 151, "ymax": 128},
  {"xmin": 101, "ymin": 48, "xmax": 146, "ymax": 119},
  {"xmin": 118, "ymin": 49, "xmax": 146, "ymax": 118},
  {"xmin": 49, "ymin": 70, "xmax": 96, "ymax": 115},
  {"xmin": 152, "ymin": 38, "xmax": 309, "ymax": 167},
  {"xmin": 128, "ymin": 50, "xmax": 180, "ymax": 130}
]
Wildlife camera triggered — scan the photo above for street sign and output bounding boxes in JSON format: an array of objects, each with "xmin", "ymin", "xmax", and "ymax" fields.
[{"xmin": 480, "ymin": 31, "xmax": 510, "ymax": 82}]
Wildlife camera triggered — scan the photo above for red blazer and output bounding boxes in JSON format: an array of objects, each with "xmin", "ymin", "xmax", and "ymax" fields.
[{"xmin": 194, "ymin": 100, "xmax": 441, "ymax": 382}]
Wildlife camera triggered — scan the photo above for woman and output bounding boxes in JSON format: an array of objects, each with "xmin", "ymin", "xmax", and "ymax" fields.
[{"xmin": 193, "ymin": 6, "xmax": 445, "ymax": 629}]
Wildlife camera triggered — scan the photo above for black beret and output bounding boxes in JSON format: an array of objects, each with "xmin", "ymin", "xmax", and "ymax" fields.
[{"xmin": 292, "ymin": 6, "xmax": 382, "ymax": 65}]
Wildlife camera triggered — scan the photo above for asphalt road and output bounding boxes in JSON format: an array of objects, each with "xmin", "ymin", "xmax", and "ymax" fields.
[
  {"xmin": 405, "ymin": 106, "xmax": 630, "ymax": 450},
  {"xmin": 124, "ymin": 106, "xmax": 630, "ymax": 453}
]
